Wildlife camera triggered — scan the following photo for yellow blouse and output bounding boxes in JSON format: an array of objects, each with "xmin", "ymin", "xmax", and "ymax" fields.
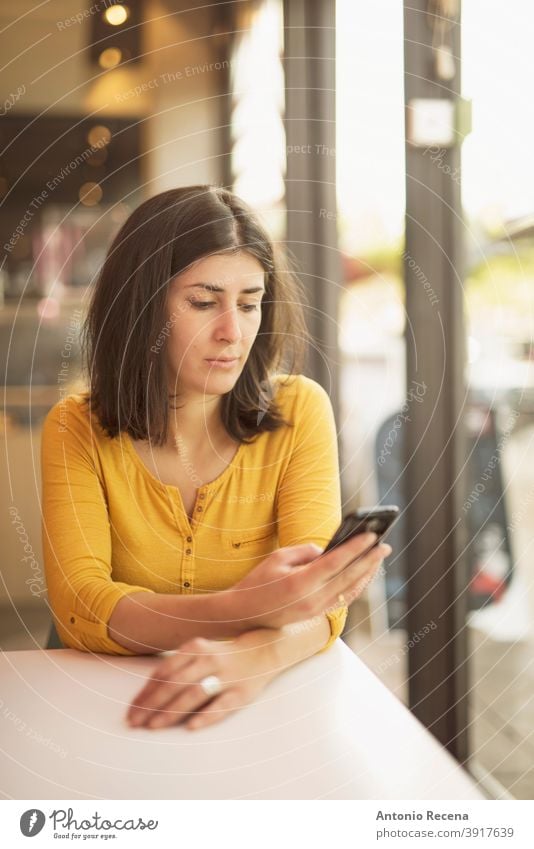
[{"xmin": 41, "ymin": 373, "xmax": 347, "ymax": 655}]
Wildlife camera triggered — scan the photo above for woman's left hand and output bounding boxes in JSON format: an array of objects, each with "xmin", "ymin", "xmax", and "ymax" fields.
[{"xmin": 126, "ymin": 628, "xmax": 283, "ymax": 731}]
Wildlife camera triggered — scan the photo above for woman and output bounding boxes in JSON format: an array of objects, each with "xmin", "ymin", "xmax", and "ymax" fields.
[{"xmin": 41, "ymin": 185, "xmax": 391, "ymax": 732}]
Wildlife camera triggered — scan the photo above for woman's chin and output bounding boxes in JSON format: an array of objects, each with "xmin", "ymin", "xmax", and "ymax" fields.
[
  {"xmin": 169, "ymin": 360, "xmax": 245, "ymax": 397},
  {"xmin": 191, "ymin": 371, "xmax": 241, "ymax": 396},
  {"xmin": 205, "ymin": 372, "xmax": 240, "ymax": 391}
]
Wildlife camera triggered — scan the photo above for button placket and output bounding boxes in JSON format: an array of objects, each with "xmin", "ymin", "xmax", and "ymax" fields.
[
  {"xmin": 180, "ymin": 487, "xmax": 211, "ymax": 591},
  {"xmin": 190, "ymin": 488, "xmax": 211, "ymax": 530},
  {"xmin": 182, "ymin": 535, "xmax": 194, "ymax": 589}
]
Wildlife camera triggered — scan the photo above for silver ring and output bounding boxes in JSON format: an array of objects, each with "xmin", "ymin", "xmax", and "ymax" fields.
[{"xmin": 198, "ymin": 675, "xmax": 223, "ymax": 697}]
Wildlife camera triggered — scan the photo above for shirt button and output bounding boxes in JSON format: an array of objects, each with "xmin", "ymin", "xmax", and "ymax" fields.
[
  {"xmin": 185, "ymin": 548, "xmax": 192, "ymax": 555},
  {"xmin": 183, "ymin": 581, "xmax": 191, "ymax": 588},
  {"xmin": 199, "ymin": 493, "xmax": 206, "ymax": 500},
  {"xmin": 186, "ymin": 536, "xmax": 193, "ymax": 543},
  {"xmin": 196, "ymin": 506, "xmax": 203, "ymax": 512},
  {"xmin": 70, "ymin": 616, "xmax": 75, "ymax": 623}
]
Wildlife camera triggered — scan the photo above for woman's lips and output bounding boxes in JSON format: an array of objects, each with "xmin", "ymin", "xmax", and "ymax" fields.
[{"xmin": 204, "ymin": 358, "xmax": 239, "ymax": 369}]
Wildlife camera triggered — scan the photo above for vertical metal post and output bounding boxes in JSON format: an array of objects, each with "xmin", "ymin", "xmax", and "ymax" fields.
[
  {"xmin": 283, "ymin": 0, "xmax": 341, "ymax": 417},
  {"xmin": 403, "ymin": 1, "xmax": 470, "ymax": 761}
]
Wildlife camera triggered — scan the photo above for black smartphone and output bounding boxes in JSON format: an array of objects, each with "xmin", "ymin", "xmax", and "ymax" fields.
[{"xmin": 322, "ymin": 505, "xmax": 399, "ymax": 563}]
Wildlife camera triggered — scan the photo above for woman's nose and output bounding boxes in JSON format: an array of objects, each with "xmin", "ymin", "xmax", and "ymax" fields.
[{"xmin": 215, "ymin": 306, "xmax": 242, "ymax": 343}]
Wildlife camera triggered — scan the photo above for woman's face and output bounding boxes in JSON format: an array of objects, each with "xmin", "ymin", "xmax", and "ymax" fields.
[{"xmin": 164, "ymin": 250, "xmax": 266, "ymax": 399}]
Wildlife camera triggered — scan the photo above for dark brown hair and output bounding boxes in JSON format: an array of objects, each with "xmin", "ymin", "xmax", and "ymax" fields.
[{"xmin": 82, "ymin": 185, "xmax": 311, "ymax": 446}]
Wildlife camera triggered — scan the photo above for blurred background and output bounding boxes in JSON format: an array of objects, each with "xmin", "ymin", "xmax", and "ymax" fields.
[{"xmin": 1, "ymin": 0, "xmax": 533, "ymax": 798}]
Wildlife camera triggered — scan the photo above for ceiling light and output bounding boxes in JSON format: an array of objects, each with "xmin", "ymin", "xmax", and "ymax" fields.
[
  {"xmin": 98, "ymin": 47, "xmax": 122, "ymax": 69},
  {"xmin": 79, "ymin": 182, "xmax": 103, "ymax": 206},
  {"xmin": 103, "ymin": 5, "xmax": 129, "ymax": 26},
  {"xmin": 87, "ymin": 125, "xmax": 112, "ymax": 148}
]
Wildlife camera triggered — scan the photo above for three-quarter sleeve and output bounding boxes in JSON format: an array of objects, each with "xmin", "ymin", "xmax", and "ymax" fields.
[
  {"xmin": 41, "ymin": 398, "xmax": 155, "ymax": 654},
  {"xmin": 276, "ymin": 377, "xmax": 347, "ymax": 652}
]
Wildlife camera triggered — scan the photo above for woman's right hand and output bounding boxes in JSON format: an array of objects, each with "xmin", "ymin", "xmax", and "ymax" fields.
[{"xmin": 225, "ymin": 533, "xmax": 392, "ymax": 631}]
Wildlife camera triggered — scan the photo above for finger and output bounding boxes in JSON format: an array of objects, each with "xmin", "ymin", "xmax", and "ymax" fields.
[
  {"xmin": 276, "ymin": 543, "xmax": 324, "ymax": 567},
  {"xmin": 335, "ymin": 540, "xmax": 389, "ymax": 581},
  {"xmin": 321, "ymin": 547, "xmax": 388, "ymax": 611},
  {"xmin": 323, "ymin": 578, "xmax": 372, "ymax": 617},
  {"xmin": 128, "ymin": 662, "xmax": 192, "ymax": 713},
  {"xmin": 265, "ymin": 540, "xmax": 384, "ymax": 622},
  {"xmin": 128, "ymin": 640, "xmax": 212, "ymax": 709},
  {"xmin": 129, "ymin": 662, "xmax": 191, "ymax": 707},
  {"xmin": 309, "ymin": 542, "xmax": 384, "ymax": 608},
  {"xmin": 143, "ymin": 682, "xmax": 223, "ymax": 729},
  {"xmin": 343, "ymin": 562, "xmax": 381, "ymax": 605},
  {"xmin": 275, "ymin": 534, "xmax": 379, "ymax": 606},
  {"xmin": 335, "ymin": 542, "xmax": 392, "ymax": 579},
  {"xmin": 185, "ymin": 689, "xmax": 246, "ymax": 731},
  {"xmin": 328, "ymin": 533, "xmax": 382, "ymax": 575},
  {"xmin": 307, "ymin": 533, "xmax": 378, "ymax": 580},
  {"xmin": 128, "ymin": 658, "xmax": 210, "ymax": 722},
  {"xmin": 327, "ymin": 547, "xmax": 390, "ymax": 609}
]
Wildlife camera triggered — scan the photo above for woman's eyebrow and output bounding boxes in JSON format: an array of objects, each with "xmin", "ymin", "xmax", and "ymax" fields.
[{"xmin": 184, "ymin": 282, "xmax": 265, "ymax": 294}]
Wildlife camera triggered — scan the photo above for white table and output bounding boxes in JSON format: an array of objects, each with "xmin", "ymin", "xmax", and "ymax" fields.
[{"xmin": 0, "ymin": 642, "xmax": 483, "ymax": 800}]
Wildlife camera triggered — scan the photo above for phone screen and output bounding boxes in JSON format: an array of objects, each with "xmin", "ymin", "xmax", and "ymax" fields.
[{"xmin": 323, "ymin": 506, "xmax": 399, "ymax": 555}]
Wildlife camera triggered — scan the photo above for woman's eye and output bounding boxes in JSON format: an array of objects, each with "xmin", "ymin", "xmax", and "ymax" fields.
[
  {"xmin": 188, "ymin": 300, "xmax": 260, "ymax": 312},
  {"xmin": 188, "ymin": 300, "xmax": 214, "ymax": 310}
]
